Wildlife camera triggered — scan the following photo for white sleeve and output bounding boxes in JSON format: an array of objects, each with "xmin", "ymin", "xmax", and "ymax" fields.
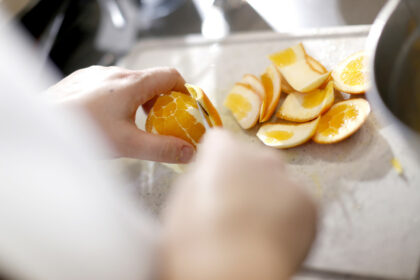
[{"xmin": 0, "ymin": 9, "xmax": 157, "ymax": 280}]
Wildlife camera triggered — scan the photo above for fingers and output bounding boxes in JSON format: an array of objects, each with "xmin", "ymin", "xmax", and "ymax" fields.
[
  {"xmin": 118, "ymin": 124, "xmax": 195, "ymax": 163},
  {"xmin": 131, "ymin": 67, "xmax": 188, "ymax": 107}
]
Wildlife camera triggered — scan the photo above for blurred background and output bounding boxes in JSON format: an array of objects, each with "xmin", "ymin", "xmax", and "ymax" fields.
[{"xmin": 3, "ymin": 0, "xmax": 386, "ymax": 76}]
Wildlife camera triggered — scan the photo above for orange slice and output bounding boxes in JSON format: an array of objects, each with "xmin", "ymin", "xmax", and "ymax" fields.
[
  {"xmin": 185, "ymin": 83, "xmax": 223, "ymax": 127},
  {"xmin": 277, "ymin": 81, "xmax": 334, "ymax": 122},
  {"xmin": 240, "ymin": 74, "xmax": 265, "ymax": 100},
  {"xmin": 257, "ymin": 117, "xmax": 320, "ymax": 149},
  {"xmin": 224, "ymin": 83, "xmax": 261, "ymax": 129},
  {"xmin": 313, "ymin": 98, "xmax": 370, "ymax": 144},
  {"xmin": 145, "ymin": 91, "xmax": 207, "ymax": 148},
  {"xmin": 331, "ymin": 51, "xmax": 368, "ymax": 94},
  {"xmin": 269, "ymin": 43, "xmax": 329, "ymax": 93},
  {"xmin": 259, "ymin": 64, "xmax": 281, "ymax": 122}
]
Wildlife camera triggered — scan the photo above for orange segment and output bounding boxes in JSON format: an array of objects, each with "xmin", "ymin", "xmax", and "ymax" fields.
[
  {"xmin": 277, "ymin": 81, "xmax": 334, "ymax": 122},
  {"xmin": 270, "ymin": 43, "xmax": 329, "ymax": 93},
  {"xmin": 269, "ymin": 48, "xmax": 297, "ymax": 67},
  {"xmin": 332, "ymin": 51, "xmax": 368, "ymax": 94},
  {"xmin": 313, "ymin": 98, "xmax": 370, "ymax": 144},
  {"xmin": 259, "ymin": 64, "xmax": 281, "ymax": 122},
  {"xmin": 264, "ymin": 130, "xmax": 294, "ymax": 142},
  {"xmin": 257, "ymin": 117, "xmax": 320, "ymax": 149},
  {"xmin": 146, "ymin": 91, "xmax": 207, "ymax": 147},
  {"xmin": 225, "ymin": 93, "xmax": 252, "ymax": 120},
  {"xmin": 340, "ymin": 56, "xmax": 364, "ymax": 86},
  {"xmin": 224, "ymin": 83, "xmax": 261, "ymax": 129}
]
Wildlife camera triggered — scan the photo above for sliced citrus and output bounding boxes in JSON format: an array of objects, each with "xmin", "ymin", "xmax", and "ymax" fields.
[
  {"xmin": 280, "ymin": 73, "xmax": 295, "ymax": 94},
  {"xmin": 306, "ymin": 55, "xmax": 328, "ymax": 74},
  {"xmin": 185, "ymin": 83, "xmax": 223, "ymax": 127},
  {"xmin": 146, "ymin": 91, "xmax": 207, "ymax": 148},
  {"xmin": 277, "ymin": 81, "xmax": 334, "ymax": 122},
  {"xmin": 313, "ymin": 98, "xmax": 370, "ymax": 144},
  {"xmin": 331, "ymin": 51, "xmax": 368, "ymax": 94},
  {"xmin": 240, "ymin": 74, "xmax": 265, "ymax": 100},
  {"xmin": 259, "ymin": 64, "xmax": 281, "ymax": 122},
  {"xmin": 257, "ymin": 117, "xmax": 320, "ymax": 149},
  {"xmin": 224, "ymin": 83, "xmax": 261, "ymax": 129},
  {"xmin": 269, "ymin": 43, "xmax": 329, "ymax": 93}
]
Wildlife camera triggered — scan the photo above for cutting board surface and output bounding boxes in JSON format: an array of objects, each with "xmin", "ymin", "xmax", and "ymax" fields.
[{"xmin": 118, "ymin": 26, "xmax": 420, "ymax": 279}]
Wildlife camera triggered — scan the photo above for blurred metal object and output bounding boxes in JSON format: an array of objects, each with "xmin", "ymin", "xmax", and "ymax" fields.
[
  {"xmin": 192, "ymin": 0, "xmax": 229, "ymax": 39},
  {"xmin": 367, "ymin": 0, "xmax": 420, "ymax": 134},
  {"xmin": 96, "ymin": 0, "xmax": 185, "ymax": 54},
  {"xmin": 0, "ymin": 0, "xmax": 39, "ymax": 18}
]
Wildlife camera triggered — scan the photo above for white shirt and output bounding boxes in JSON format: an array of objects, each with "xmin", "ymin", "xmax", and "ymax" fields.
[{"xmin": 0, "ymin": 9, "xmax": 155, "ymax": 280}]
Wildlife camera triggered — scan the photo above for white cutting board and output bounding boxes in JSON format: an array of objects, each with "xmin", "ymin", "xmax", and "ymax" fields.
[{"xmin": 118, "ymin": 26, "xmax": 420, "ymax": 279}]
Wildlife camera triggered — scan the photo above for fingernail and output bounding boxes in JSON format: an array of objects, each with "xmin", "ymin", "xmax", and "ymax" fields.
[{"xmin": 180, "ymin": 145, "xmax": 194, "ymax": 163}]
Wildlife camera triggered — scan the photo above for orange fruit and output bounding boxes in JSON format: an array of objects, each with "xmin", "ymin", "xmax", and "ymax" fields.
[
  {"xmin": 240, "ymin": 74, "xmax": 265, "ymax": 100},
  {"xmin": 332, "ymin": 51, "xmax": 368, "ymax": 94},
  {"xmin": 146, "ymin": 88, "xmax": 221, "ymax": 148},
  {"xmin": 269, "ymin": 43, "xmax": 329, "ymax": 93},
  {"xmin": 224, "ymin": 83, "xmax": 261, "ymax": 129},
  {"xmin": 313, "ymin": 98, "xmax": 370, "ymax": 144},
  {"xmin": 277, "ymin": 81, "xmax": 334, "ymax": 122},
  {"xmin": 257, "ymin": 117, "xmax": 320, "ymax": 149},
  {"xmin": 185, "ymin": 83, "xmax": 223, "ymax": 127},
  {"xmin": 259, "ymin": 64, "xmax": 281, "ymax": 122}
]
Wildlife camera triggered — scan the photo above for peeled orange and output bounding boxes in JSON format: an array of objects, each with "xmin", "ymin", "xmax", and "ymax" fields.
[
  {"xmin": 332, "ymin": 51, "xmax": 368, "ymax": 94},
  {"xmin": 257, "ymin": 117, "xmax": 320, "ymax": 149},
  {"xmin": 313, "ymin": 98, "xmax": 370, "ymax": 144},
  {"xmin": 146, "ymin": 84, "xmax": 222, "ymax": 148},
  {"xmin": 224, "ymin": 83, "xmax": 261, "ymax": 129},
  {"xmin": 277, "ymin": 81, "xmax": 334, "ymax": 122}
]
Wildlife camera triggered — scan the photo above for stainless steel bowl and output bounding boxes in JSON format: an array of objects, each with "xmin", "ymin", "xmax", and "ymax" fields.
[{"xmin": 367, "ymin": 0, "xmax": 420, "ymax": 133}]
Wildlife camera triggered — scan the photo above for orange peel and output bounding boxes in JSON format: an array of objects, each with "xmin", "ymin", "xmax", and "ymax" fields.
[
  {"xmin": 277, "ymin": 81, "xmax": 334, "ymax": 122},
  {"xmin": 313, "ymin": 98, "xmax": 370, "ymax": 144},
  {"xmin": 257, "ymin": 117, "xmax": 320, "ymax": 149}
]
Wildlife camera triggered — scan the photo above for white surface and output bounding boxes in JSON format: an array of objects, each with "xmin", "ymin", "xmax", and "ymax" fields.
[
  {"xmin": 118, "ymin": 26, "xmax": 420, "ymax": 279},
  {"xmin": 247, "ymin": 0, "xmax": 386, "ymax": 31}
]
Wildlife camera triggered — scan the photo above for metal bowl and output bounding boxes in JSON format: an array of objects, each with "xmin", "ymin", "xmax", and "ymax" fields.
[{"xmin": 367, "ymin": 0, "xmax": 420, "ymax": 136}]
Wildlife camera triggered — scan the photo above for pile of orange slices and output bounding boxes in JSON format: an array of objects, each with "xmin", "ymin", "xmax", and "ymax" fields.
[{"xmin": 224, "ymin": 43, "xmax": 371, "ymax": 149}]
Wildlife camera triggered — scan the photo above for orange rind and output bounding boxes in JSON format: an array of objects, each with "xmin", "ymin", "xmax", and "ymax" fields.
[
  {"xmin": 257, "ymin": 117, "xmax": 320, "ymax": 149},
  {"xmin": 313, "ymin": 98, "xmax": 370, "ymax": 144},
  {"xmin": 224, "ymin": 83, "xmax": 262, "ymax": 129},
  {"xmin": 240, "ymin": 74, "xmax": 265, "ymax": 100},
  {"xmin": 185, "ymin": 83, "xmax": 223, "ymax": 127},
  {"xmin": 259, "ymin": 64, "xmax": 281, "ymax": 122},
  {"xmin": 269, "ymin": 44, "xmax": 329, "ymax": 93},
  {"xmin": 331, "ymin": 51, "xmax": 368, "ymax": 94},
  {"xmin": 277, "ymin": 81, "xmax": 334, "ymax": 122}
]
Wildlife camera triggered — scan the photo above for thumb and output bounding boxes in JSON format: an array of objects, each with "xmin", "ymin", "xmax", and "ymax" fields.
[{"xmin": 119, "ymin": 125, "xmax": 195, "ymax": 163}]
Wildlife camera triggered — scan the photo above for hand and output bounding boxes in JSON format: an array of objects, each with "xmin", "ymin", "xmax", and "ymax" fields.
[
  {"xmin": 46, "ymin": 66, "xmax": 195, "ymax": 163},
  {"xmin": 161, "ymin": 129, "xmax": 317, "ymax": 280}
]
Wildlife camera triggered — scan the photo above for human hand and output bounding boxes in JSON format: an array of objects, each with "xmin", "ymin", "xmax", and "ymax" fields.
[
  {"xmin": 46, "ymin": 66, "xmax": 195, "ymax": 163},
  {"xmin": 160, "ymin": 129, "xmax": 317, "ymax": 280}
]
